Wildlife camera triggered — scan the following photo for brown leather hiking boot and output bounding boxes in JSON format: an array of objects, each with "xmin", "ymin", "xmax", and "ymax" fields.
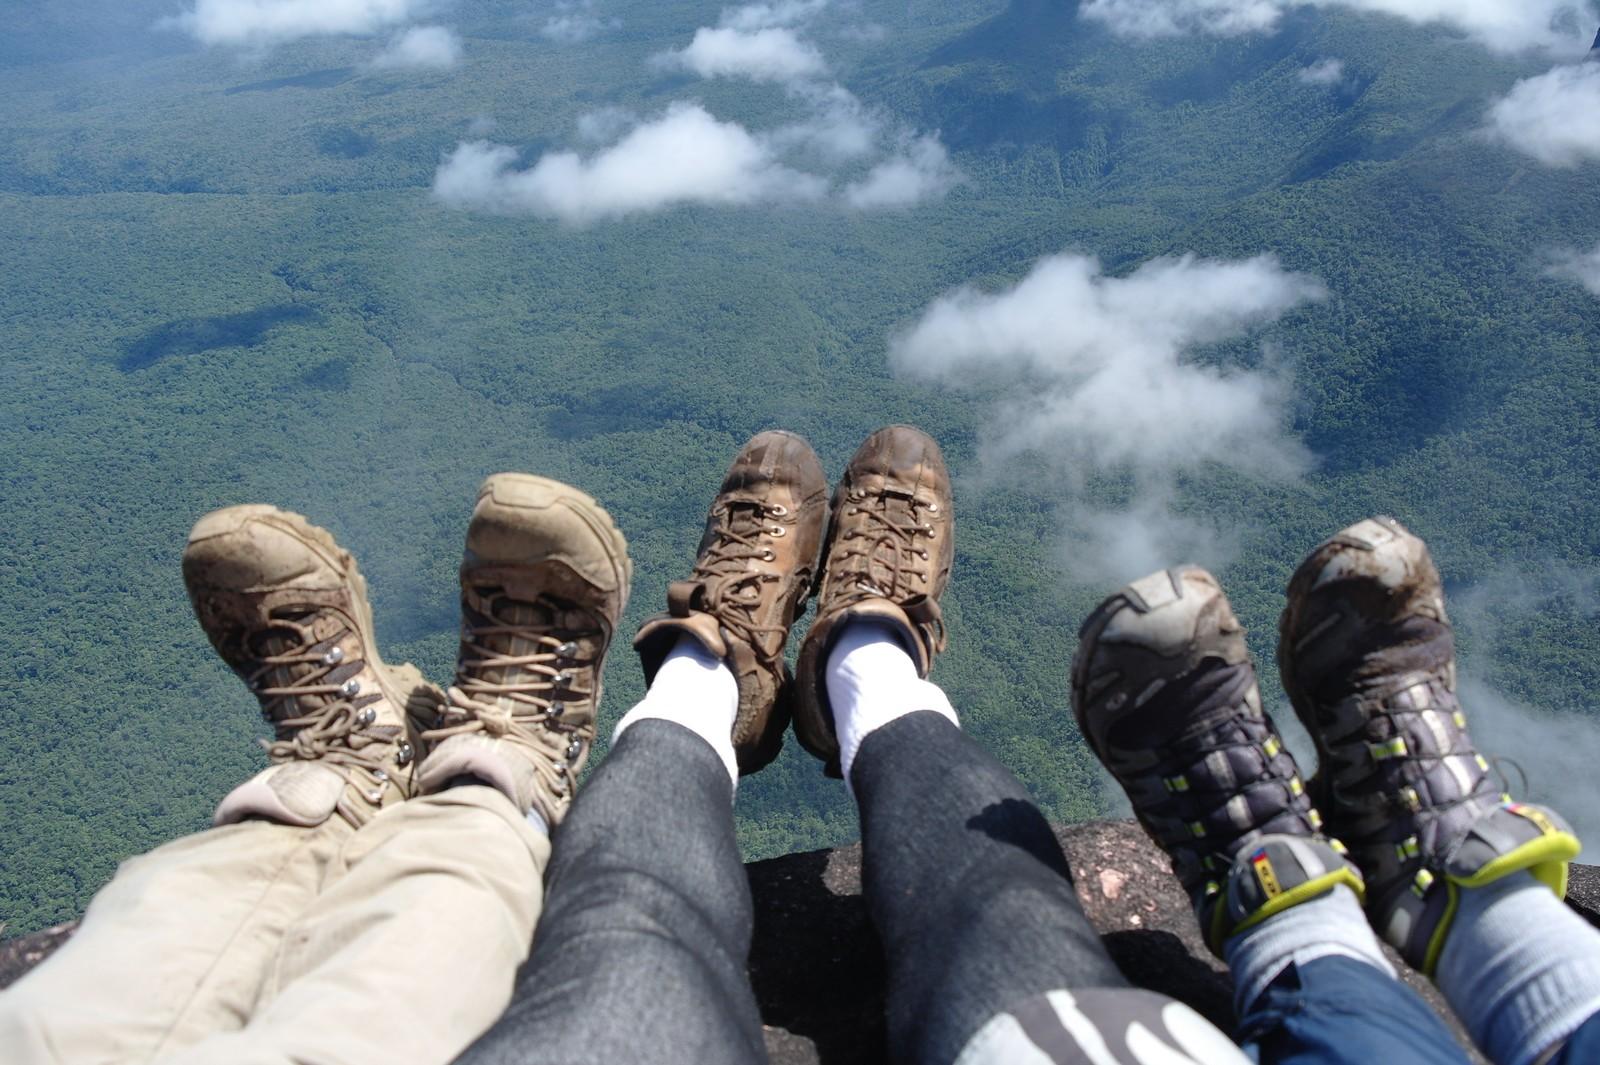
[
  {"xmin": 418, "ymin": 474, "xmax": 631, "ymax": 827},
  {"xmin": 793, "ymin": 425, "xmax": 953, "ymax": 775},
  {"xmin": 634, "ymin": 430, "xmax": 827, "ymax": 775},
  {"xmin": 184, "ymin": 505, "xmax": 446, "ymax": 830}
]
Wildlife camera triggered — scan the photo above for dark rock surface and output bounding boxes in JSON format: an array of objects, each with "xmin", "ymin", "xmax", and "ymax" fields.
[{"xmin": 8, "ymin": 820, "xmax": 1596, "ymax": 1063}]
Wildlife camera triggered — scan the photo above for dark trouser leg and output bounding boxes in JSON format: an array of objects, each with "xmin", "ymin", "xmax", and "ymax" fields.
[
  {"xmin": 852, "ymin": 710, "xmax": 1129, "ymax": 1065},
  {"xmin": 1237, "ymin": 956, "xmax": 1472, "ymax": 1065},
  {"xmin": 457, "ymin": 719, "xmax": 766, "ymax": 1065}
]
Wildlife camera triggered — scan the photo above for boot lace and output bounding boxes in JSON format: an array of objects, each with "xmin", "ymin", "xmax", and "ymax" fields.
[
  {"xmin": 826, "ymin": 489, "xmax": 945, "ymax": 651},
  {"xmin": 691, "ymin": 501, "xmax": 788, "ymax": 655},
  {"xmin": 243, "ymin": 614, "xmax": 404, "ymax": 777},
  {"xmin": 422, "ymin": 593, "xmax": 594, "ymax": 794}
]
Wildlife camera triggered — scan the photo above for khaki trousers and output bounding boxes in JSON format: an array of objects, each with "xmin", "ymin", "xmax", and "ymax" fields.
[{"xmin": 0, "ymin": 785, "xmax": 549, "ymax": 1065}]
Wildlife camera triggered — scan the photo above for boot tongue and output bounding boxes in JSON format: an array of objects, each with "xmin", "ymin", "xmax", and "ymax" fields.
[
  {"xmin": 245, "ymin": 611, "xmax": 352, "ymax": 720},
  {"xmin": 475, "ymin": 594, "xmax": 558, "ymax": 715}
]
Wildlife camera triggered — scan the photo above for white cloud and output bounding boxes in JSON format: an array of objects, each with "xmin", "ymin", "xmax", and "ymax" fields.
[
  {"xmin": 168, "ymin": 0, "xmax": 427, "ymax": 46},
  {"xmin": 437, "ymin": 0, "xmax": 957, "ymax": 222},
  {"xmin": 1460, "ymin": 678, "xmax": 1600, "ymax": 852},
  {"xmin": 1080, "ymin": 0, "xmax": 1597, "ymax": 54},
  {"xmin": 1549, "ymin": 242, "xmax": 1600, "ymax": 294},
  {"xmin": 575, "ymin": 106, "xmax": 638, "ymax": 144},
  {"xmin": 370, "ymin": 24, "xmax": 460, "ymax": 69},
  {"xmin": 771, "ymin": 85, "xmax": 882, "ymax": 160},
  {"xmin": 890, "ymin": 253, "xmax": 1325, "ymax": 581},
  {"xmin": 845, "ymin": 135, "xmax": 960, "ymax": 208},
  {"xmin": 719, "ymin": 0, "xmax": 831, "ymax": 31},
  {"xmin": 663, "ymin": 26, "xmax": 827, "ymax": 84},
  {"xmin": 432, "ymin": 103, "xmax": 828, "ymax": 224},
  {"xmin": 1485, "ymin": 63, "xmax": 1600, "ymax": 167},
  {"xmin": 540, "ymin": 1, "xmax": 618, "ymax": 43},
  {"xmin": 1297, "ymin": 57, "xmax": 1346, "ymax": 85}
]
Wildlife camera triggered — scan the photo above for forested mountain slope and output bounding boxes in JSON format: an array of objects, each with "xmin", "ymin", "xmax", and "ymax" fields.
[{"xmin": 2, "ymin": 0, "xmax": 1598, "ymax": 934}]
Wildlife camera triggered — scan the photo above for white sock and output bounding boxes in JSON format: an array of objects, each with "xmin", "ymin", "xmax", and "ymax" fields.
[
  {"xmin": 825, "ymin": 620, "xmax": 959, "ymax": 786},
  {"xmin": 526, "ymin": 809, "xmax": 549, "ymax": 836},
  {"xmin": 614, "ymin": 634, "xmax": 740, "ymax": 790}
]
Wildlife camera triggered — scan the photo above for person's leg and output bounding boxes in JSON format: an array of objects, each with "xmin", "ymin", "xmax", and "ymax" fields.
[
  {"xmin": 1229, "ymin": 888, "xmax": 1471, "ymax": 1065},
  {"xmin": 459, "ymin": 687, "xmax": 765, "ymax": 1065},
  {"xmin": 1072, "ymin": 564, "xmax": 1481, "ymax": 1065},
  {"xmin": 155, "ymin": 786, "xmax": 549, "ymax": 1065},
  {"xmin": 0, "ymin": 819, "xmax": 343, "ymax": 1065},
  {"xmin": 791, "ymin": 429, "xmax": 1245, "ymax": 1064},
  {"xmin": 1432, "ymin": 871, "xmax": 1600, "ymax": 1065},
  {"xmin": 464, "ymin": 431, "xmax": 833, "ymax": 1065},
  {"xmin": 853, "ymin": 707, "xmax": 1132, "ymax": 1062},
  {"xmin": 1, "ymin": 503, "xmax": 446, "ymax": 1063},
  {"xmin": 1280, "ymin": 517, "xmax": 1597, "ymax": 1065}
]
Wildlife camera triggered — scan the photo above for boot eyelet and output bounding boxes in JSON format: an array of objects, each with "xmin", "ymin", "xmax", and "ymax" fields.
[
  {"xmin": 358, "ymin": 707, "xmax": 378, "ymax": 726},
  {"xmin": 927, "ymin": 502, "xmax": 940, "ymax": 513},
  {"xmin": 768, "ymin": 504, "xmax": 788, "ymax": 517},
  {"xmin": 567, "ymin": 740, "xmax": 583, "ymax": 760},
  {"xmin": 556, "ymin": 671, "xmax": 574, "ymax": 686},
  {"xmin": 762, "ymin": 550, "xmax": 776, "ymax": 561},
  {"xmin": 322, "ymin": 647, "xmax": 344, "ymax": 665},
  {"xmin": 396, "ymin": 742, "xmax": 414, "ymax": 766},
  {"xmin": 341, "ymin": 679, "xmax": 362, "ymax": 697},
  {"xmin": 549, "ymin": 702, "xmax": 565, "ymax": 718},
  {"xmin": 557, "ymin": 641, "xmax": 579, "ymax": 658},
  {"xmin": 770, "ymin": 526, "xmax": 786, "ymax": 537}
]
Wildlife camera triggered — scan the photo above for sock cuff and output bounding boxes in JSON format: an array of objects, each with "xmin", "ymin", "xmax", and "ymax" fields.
[{"xmin": 1224, "ymin": 884, "xmax": 1393, "ymax": 1013}]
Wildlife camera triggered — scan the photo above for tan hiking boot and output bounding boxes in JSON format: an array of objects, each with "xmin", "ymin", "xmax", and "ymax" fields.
[
  {"xmin": 634, "ymin": 431, "xmax": 827, "ymax": 775},
  {"xmin": 793, "ymin": 425, "xmax": 954, "ymax": 775},
  {"xmin": 417, "ymin": 474, "xmax": 631, "ymax": 827},
  {"xmin": 184, "ymin": 505, "xmax": 445, "ymax": 830}
]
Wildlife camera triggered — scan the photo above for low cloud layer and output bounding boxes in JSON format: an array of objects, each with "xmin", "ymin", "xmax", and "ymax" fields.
[
  {"xmin": 371, "ymin": 24, "xmax": 460, "ymax": 69},
  {"xmin": 1080, "ymin": 0, "xmax": 1598, "ymax": 54},
  {"xmin": 1485, "ymin": 63, "xmax": 1600, "ymax": 167},
  {"xmin": 1298, "ymin": 57, "xmax": 1346, "ymax": 85},
  {"xmin": 663, "ymin": 26, "xmax": 827, "ymax": 83},
  {"xmin": 540, "ymin": 1, "xmax": 618, "ymax": 43},
  {"xmin": 890, "ymin": 253, "xmax": 1326, "ymax": 582},
  {"xmin": 1550, "ymin": 243, "xmax": 1600, "ymax": 294},
  {"xmin": 436, "ymin": 0, "xmax": 956, "ymax": 222},
  {"xmin": 845, "ymin": 135, "xmax": 960, "ymax": 208},
  {"xmin": 169, "ymin": 0, "xmax": 427, "ymax": 46},
  {"xmin": 433, "ymin": 103, "xmax": 827, "ymax": 223},
  {"xmin": 720, "ymin": 0, "xmax": 832, "ymax": 31}
]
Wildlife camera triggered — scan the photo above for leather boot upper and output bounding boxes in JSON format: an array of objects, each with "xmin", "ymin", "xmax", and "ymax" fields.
[
  {"xmin": 793, "ymin": 425, "xmax": 954, "ymax": 775},
  {"xmin": 183, "ymin": 505, "xmax": 444, "ymax": 829},
  {"xmin": 635, "ymin": 430, "xmax": 827, "ymax": 775}
]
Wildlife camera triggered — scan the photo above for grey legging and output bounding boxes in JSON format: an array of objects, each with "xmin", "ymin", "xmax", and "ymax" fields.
[{"xmin": 456, "ymin": 711, "xmax": 1126, "ymax": 1065}]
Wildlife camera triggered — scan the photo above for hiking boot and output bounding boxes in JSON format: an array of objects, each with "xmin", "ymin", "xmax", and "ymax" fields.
[
  {"xmin": 634, "ymin": 431, "xmax": 827, "ymax": 775},
  {"xmin": 418, "ymin": 474, "xmax": 631, "ymax": 827},
  {"xmin": 1072, "ymin": 566, "xmax": 1363, "ymax": 954},
  {"xmin": 184, "ymin": 505, "xmax": 445, "ymax": 830},
  {"xmin": 794, "ymin": 425, "xmax": 953, "ymax": 776},
  {"xmin": 1280, "ymin": 516, "xmax": 1579, "ymax": 973}
]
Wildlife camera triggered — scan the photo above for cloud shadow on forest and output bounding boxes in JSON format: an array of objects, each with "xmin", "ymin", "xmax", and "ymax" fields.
[
  {"xmin": 119, "ymin": 305, "xmax": 319, "ymax": 372},
  {"xmin": 224, "ymin": 68, "xmax": 354, "ymax": 95}
]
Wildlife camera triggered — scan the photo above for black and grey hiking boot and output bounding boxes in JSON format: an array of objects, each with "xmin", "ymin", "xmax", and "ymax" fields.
[
  {"xmin": 1280, "ymin": 516, "xmax": 1580, "ymax": 974},
  {"xmin": 1073, "ymin": 566, "xmax": 1363, "ymax": 954}
]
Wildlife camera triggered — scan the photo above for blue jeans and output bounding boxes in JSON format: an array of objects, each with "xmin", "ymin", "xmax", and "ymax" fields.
[{"xmin": 1241, "ymin": 954, "xmax": 1600, "ymax": 1065}]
